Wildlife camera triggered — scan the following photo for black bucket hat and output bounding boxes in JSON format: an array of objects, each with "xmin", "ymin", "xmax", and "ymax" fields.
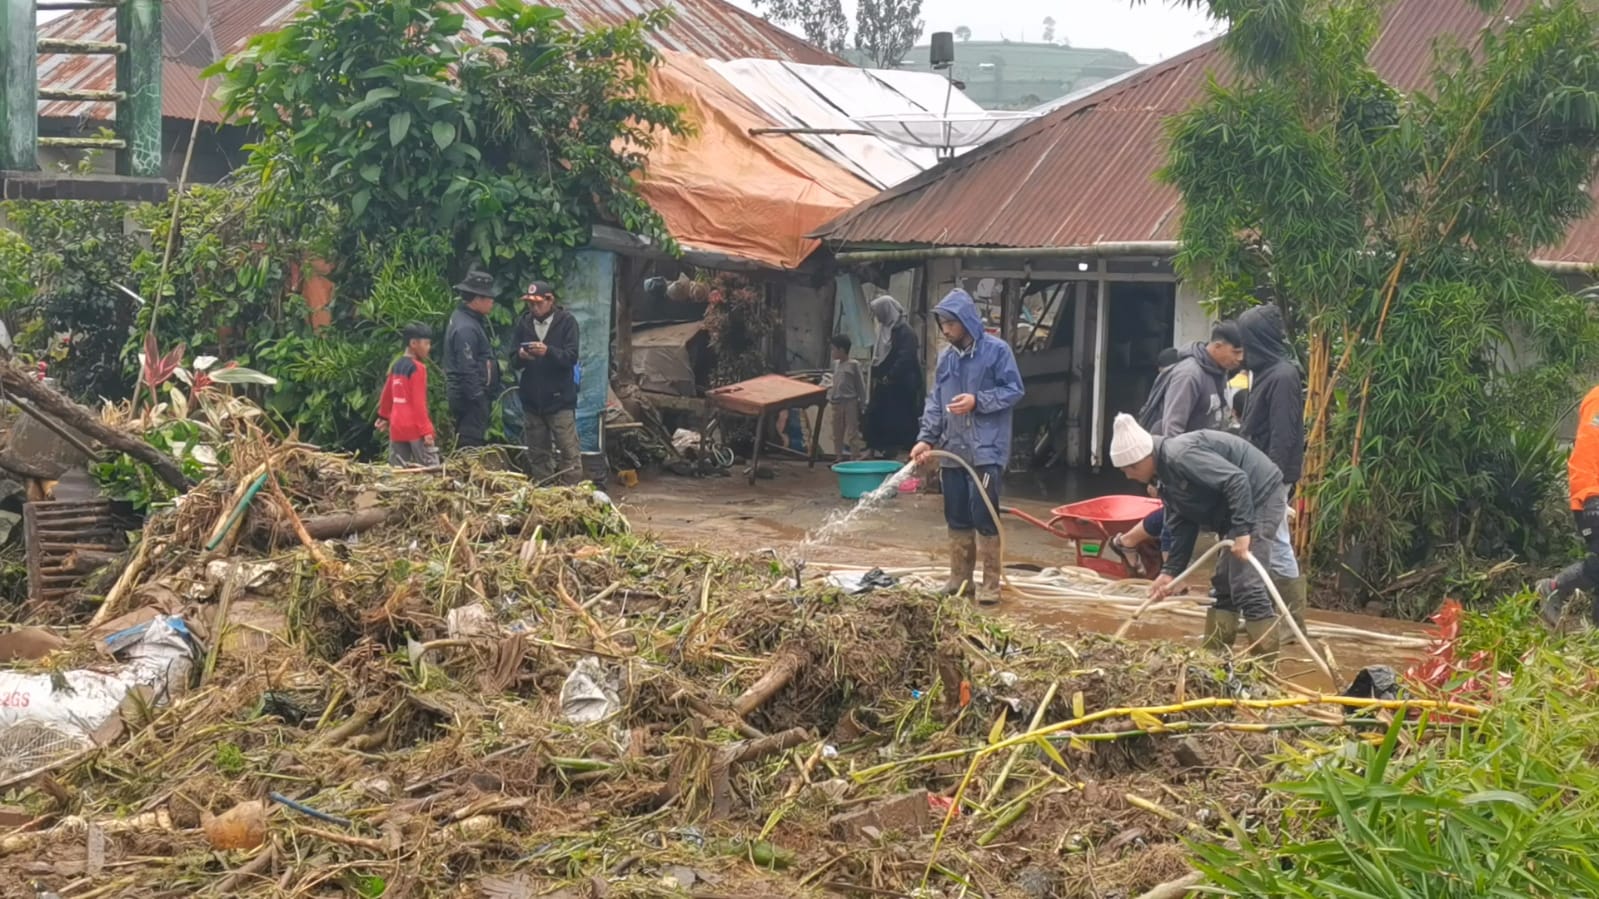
[{"xmin": 454, "ymin": 271, "xmax": 498, "ymax": 299}]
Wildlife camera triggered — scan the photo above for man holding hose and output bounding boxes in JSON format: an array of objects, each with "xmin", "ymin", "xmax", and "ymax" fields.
[
  {"xmin": 911, "ymin": 288, "xmax": 1025, "ymax": 605},
  {"xmin": 1109, "ymin": 413, "xmax": 1287, "ymax": 660}
]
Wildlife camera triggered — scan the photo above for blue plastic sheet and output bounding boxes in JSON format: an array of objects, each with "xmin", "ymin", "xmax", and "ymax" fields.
[{"xmin": 566, "ymin": 250, "xmax": 615, "ymax": 454}]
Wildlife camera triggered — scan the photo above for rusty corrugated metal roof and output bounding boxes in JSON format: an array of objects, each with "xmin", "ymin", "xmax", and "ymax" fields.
[
  {"xmin": 816, "ymin": 0, "xmax": 1599, "ymax": 263},
  {"xmin": 38, "ymin": 0, "xmax": 840, "ymax": 124}
]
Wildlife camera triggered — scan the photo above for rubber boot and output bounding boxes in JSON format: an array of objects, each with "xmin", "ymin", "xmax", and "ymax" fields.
[
  {"xmin": 1538, "ymin": 566, "xmax": 1581, "ymax": 629},
  {"xmin": 1201, "ymin": 607, "xmax": 1240, "ymax": 653},
  {"xmin": 1244, "ymin": 617, "xmax": 1282, "ymax": 663},
  {"xmin": 1274, "ymin": 575, "xmax": 1308, "ymax": 644},
  {"xmin": 942, "ymin": 529, "xmax": 976, "ymax": 597},
  {"xmin": 975, "ymin": 535, "xmax": 1002, "ymax": 606}
]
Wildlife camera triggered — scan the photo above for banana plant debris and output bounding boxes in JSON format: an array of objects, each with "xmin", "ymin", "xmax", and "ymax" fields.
[{"xmin": 0, "ymin": 434, "xmax": 1469, "ymax": 899}]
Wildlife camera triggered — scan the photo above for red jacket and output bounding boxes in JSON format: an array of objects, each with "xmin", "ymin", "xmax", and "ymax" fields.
[{"xmin": 378, "ymin": 356, "xmax": 435, "ymax": 443}]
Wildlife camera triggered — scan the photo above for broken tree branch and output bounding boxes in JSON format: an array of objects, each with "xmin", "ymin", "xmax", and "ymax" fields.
[
  {"xmin": 88, "ymin": 536, "xmax": 154, "ymax": 628},
  {"xmin": 0, "ymin": 358, "xmax": 191, "ymax": 491},
  {"xmin": 711, "ymin": 727, "xmax": 812, "ymax": 818},
  {"xmin": 270, "ymin": 507, "xmax": 394, "ymax": 542},
  {"xmin": 734, "ymin": 645, "xmax": 808, "ymax": 718}
]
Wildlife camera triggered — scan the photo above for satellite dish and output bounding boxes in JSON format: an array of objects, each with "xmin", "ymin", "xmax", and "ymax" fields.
[{"xmin": 851, "ymin": 111, "xmax": 1038, "ymax": 158}]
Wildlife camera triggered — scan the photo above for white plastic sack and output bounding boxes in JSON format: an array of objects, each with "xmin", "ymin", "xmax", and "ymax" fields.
[
  {"xmin": 560, "ymin": 656, "xmax": 620, "ymax": 725},
  {"xmin": 0, "ymin": 616, "xmax": 197, "ymax": 776}
]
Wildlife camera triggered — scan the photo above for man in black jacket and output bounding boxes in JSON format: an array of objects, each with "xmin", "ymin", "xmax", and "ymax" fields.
[
  {"xmin": 444, "ymin": 271, "xmax": 501, "ymax": 448},
  {"xmin": 511, "ymin": 281, "xmax": 582, "ymax": 485},
  {"xmin": 1236, "ymin": 303, "xmax": 1307, "ymax": 638},
  {"xmin": 1110, "ymin": 413, "xmax": 1288, "ymax": 660}
]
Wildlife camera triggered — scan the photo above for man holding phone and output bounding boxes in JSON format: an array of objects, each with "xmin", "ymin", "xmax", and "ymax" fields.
[{"xmin": 511, "ymin": 281, "xmax": 583, "ymax": 485}]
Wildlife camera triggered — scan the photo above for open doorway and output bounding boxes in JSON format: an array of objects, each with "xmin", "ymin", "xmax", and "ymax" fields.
[{"xmin": 1098, "ymin": 281, "xmax": 1176, "ymax": 465}]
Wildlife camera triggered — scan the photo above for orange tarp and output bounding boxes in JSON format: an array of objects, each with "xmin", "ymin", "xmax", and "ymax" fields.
[{"xmin": 636, "ymin": 52, "xmax": 876, "ymax": 270}]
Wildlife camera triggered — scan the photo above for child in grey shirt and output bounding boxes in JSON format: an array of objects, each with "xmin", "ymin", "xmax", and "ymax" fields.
[{"xmin": 827, "ymin": 334, "xmax": 867, "ymax": 460}]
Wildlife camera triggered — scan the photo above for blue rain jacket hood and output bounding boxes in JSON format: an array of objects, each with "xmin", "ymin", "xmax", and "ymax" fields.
[{"xmin": 917, "ymin": 289, "xmax": 1025, "ymax": 468}]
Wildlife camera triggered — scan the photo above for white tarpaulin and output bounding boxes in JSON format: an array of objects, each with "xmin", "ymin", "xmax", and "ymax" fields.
[{"xmin": 707, "ymin": 59, "xmax": 1016, "ymax": 189}]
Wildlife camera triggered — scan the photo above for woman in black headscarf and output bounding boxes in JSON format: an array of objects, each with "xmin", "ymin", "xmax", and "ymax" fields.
[{"xmin": 863, "ymin": 295, "xmax": 923, "ymax": 458}]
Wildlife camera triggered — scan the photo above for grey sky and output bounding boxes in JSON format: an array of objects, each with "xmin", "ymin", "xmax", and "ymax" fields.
[{"xmin": 728, "ymin": 0, "xmax": 1223, "ymax": 64}]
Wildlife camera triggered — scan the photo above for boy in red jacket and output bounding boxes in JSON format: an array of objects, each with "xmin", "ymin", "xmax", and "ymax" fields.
[{"xmin": 376, "ymin": 323, "xmax": 439, "ymax": 467}]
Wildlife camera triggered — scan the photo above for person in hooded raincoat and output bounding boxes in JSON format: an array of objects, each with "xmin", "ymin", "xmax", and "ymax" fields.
[
  {"xmin": 1235, "ymin": 302, "xmax": 1307, "ymax": 643},
  {"xmin": 864, "ymin": 295, "xmax": 923, "ymax": 457},
  {"xmin": 911, "ymin": 289, "xmax": 1025, "ymax": 604}
]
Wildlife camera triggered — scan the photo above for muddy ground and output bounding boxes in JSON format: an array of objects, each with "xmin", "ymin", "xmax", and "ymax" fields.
[{"xmin": 620, "ymin": 463, "xmax": 1427, "ymax": 693}]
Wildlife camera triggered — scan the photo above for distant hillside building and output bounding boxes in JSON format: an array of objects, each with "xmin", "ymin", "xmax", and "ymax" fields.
[{"xmin": 895, "ymin": 41, "xmax": 1141, "ymax": 110}]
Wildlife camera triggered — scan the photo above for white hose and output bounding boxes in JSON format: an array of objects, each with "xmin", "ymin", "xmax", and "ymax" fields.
[
  {"xmin": 827, "ymin": 565, "xmax": 1429, "ymax": 649},
  {"xmin": 921, "ymin": 450, "xmax": 1338, "ymax": 684}
]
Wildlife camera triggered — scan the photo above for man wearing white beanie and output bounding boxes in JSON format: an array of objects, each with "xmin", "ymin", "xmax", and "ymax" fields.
[{"xmin": 1109, "ymin": 413, "xmax": 1288, "ymax": 659}]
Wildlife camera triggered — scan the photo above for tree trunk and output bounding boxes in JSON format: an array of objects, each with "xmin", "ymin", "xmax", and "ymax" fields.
[
  {"xmin": 1296, "ymin": 326, "xmax": 1332, "ymax": 560},
  {"xmin": 0, "ymin": 361, "xmax": 191, "ymax": 492}
]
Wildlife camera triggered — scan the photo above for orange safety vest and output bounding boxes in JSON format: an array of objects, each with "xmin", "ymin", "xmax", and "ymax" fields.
[{"xmin": 1570, "ymin": 384, "xmax": 1599, "ymax": 510}]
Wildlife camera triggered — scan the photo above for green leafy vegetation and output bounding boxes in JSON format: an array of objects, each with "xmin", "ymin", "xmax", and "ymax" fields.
[
  {"xmin": 1191, "ymin": 635, "xmax": 1599, "ymax": 896},
  {"xmin": 206, "ymin": 0, "xmax": 687, "ymax": 289},
  {"xmin": 3, "ymin": 200, "xmax": 144, "ymax": 400},
  {"xmin": 1159, "ymin": 0, "xmax": 1599, "ymax": 600}
]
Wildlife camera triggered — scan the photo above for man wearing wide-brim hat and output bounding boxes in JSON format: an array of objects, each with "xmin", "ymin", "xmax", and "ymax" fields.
[{"xmin": 443, "ymin": 271, "xmax": 501, "ymax": 448}]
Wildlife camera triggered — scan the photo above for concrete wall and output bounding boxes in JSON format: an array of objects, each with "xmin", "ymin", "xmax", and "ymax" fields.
[
  {"xmin": 782, "ymin": 282, "xmax": 829, "ymax": 372},
  {"xmin": 1173, "ymin": 280, "xmax": 1211, "ymax": 348}
]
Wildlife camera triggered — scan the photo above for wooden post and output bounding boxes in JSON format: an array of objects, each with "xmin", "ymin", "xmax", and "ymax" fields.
[
  {"xmin": 613, "ymin": 256, "xmax": 637, "ymax": 383},
  {"xmin": 1066, "ymin": 282, "xmax": 1089, "ymax": 467},
  {"xmin": 115, "ymin": 0, "xmax": 161, "ymax": 177},
  {"xmin": 1000, "ymin": 278, "xmax": 1020, "ymax": 346},
  {"xmin": 0, "ymin": 0, "xmax": 37, "ymax": 171},
  {"xmin": 1089, "ymin": 262, "xmax": 1110, "ymax": 470}
]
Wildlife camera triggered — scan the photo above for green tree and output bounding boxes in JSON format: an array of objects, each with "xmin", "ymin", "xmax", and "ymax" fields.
[
  {"xmin": 1158, "ymin": 0, "xmax": 1599, "ymax": 589},
  {"xmin": 754, "ymin": 0, "xmax": 925, "ymax": 65},
  {"xmin": 207, "ymin": 0, "xmax": 687, "ymax": 288},
  {"xmin": 752, "ymin": 0, "xmax": 849, "ymax": 54},
  {"xmin": 855, "ymin": 0, "xmax": 925, "ymax": 68},
  {"xmin": 4, "ymin": 201, "xmax": 143, "ymax": 401}
]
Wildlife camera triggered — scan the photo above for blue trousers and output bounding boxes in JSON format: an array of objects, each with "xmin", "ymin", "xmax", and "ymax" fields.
[
  {"xmin": 1142, "ymin": 507, "xmax": 1175, "ymax": 553},
  {"xmin": 943, "ymin": 464, "xmax": 1002, "ymax": 536}
]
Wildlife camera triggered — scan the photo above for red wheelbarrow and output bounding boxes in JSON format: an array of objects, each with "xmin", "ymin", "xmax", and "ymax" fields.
[{"xmin": 1002, "ymin": 494, "xmax": 1164, "ymax": 580}]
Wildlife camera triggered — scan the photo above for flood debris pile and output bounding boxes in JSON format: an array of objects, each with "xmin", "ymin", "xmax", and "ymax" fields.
[{"xmin": 0, "ymin": 445, "xmax": 1308, "ymax": 898}]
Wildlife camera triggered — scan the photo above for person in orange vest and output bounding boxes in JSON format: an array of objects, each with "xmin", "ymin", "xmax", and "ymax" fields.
[{"xmin": 1537, "ymin": 383, "xmax": 1599, "ymax": 628}]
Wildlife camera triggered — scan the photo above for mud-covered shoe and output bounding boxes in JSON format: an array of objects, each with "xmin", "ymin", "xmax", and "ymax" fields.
[
  {"xmin": 1537, "ymin": 578, "xmax": 1567, "ymax": 629},
  {"xmin": 942, "ymin": 529, "xmax": 976, "ymax": 597},
  {"xmin": 1244, "ymin": 617, "xmax": 1282, "ymax": 663},
  {"xmin": 976, "ymin": 535, "xmax": 1003, "ymax": 606},
  {"xmin": 1202, "ymin": 607, "xmax": 1239, "ymax": 653}
]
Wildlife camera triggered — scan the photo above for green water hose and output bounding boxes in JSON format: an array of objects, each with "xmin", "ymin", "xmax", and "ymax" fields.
[
  {"xmin": 205, "ymin": 472, "xmax": 269, "ymax": 552},
  {"xmin": 923, "ymin": 449, "xmax": 1333, "ymax": 682}
]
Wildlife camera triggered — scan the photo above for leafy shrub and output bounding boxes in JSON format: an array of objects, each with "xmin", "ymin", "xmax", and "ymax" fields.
[{"xmin": 1192, "ymin": 641, "xmax": 1599, "ymax": 895}]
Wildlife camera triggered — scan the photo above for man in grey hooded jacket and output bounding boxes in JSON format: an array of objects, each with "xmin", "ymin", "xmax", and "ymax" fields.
[
  {"xmin": 1154, "ymin": 323, "xmax": 1242, "ymax": 438},
  {"xmin": 1109, "ymin": 413, "xmax": 1287, "ymax": 660}
]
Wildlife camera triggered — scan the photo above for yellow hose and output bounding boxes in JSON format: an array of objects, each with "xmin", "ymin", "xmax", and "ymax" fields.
[{"xmin": 924, "ymin": 449, "xmax": 1336, "ymax": 683}]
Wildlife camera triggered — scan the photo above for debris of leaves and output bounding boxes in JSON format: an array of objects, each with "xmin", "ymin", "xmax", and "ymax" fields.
[{"xmin": 0, "ymin": 440, "xmax": 1289, "ymax": 899}]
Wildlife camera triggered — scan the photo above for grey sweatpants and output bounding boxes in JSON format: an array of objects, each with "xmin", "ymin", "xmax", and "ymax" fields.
[
  {"xmin": 388, "ymin": 439, "xmax": 440, "ymax": 468},
  {"xmin": 525, "ymin": 408, "xmax": 582, "ymax": 486},
  {"xmin": 1210, "ymin": 484, "xmax": 1288, "ymax": 622}
]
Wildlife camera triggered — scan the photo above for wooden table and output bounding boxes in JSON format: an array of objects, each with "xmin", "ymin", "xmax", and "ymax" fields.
[{"xmin": 705, "ymin": 374, "xmax": 828, "ymax": 484}]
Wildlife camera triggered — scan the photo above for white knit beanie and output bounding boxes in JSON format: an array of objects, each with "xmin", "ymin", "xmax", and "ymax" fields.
[{"xmin": 1109, "ymin": 413, "xmax": 1155, "ymax": 468}]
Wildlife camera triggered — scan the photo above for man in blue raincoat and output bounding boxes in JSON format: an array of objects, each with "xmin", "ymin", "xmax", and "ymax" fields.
[{"xmin": 911, "ymin": 289, "xmax": 1025, "ymax": 604}]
